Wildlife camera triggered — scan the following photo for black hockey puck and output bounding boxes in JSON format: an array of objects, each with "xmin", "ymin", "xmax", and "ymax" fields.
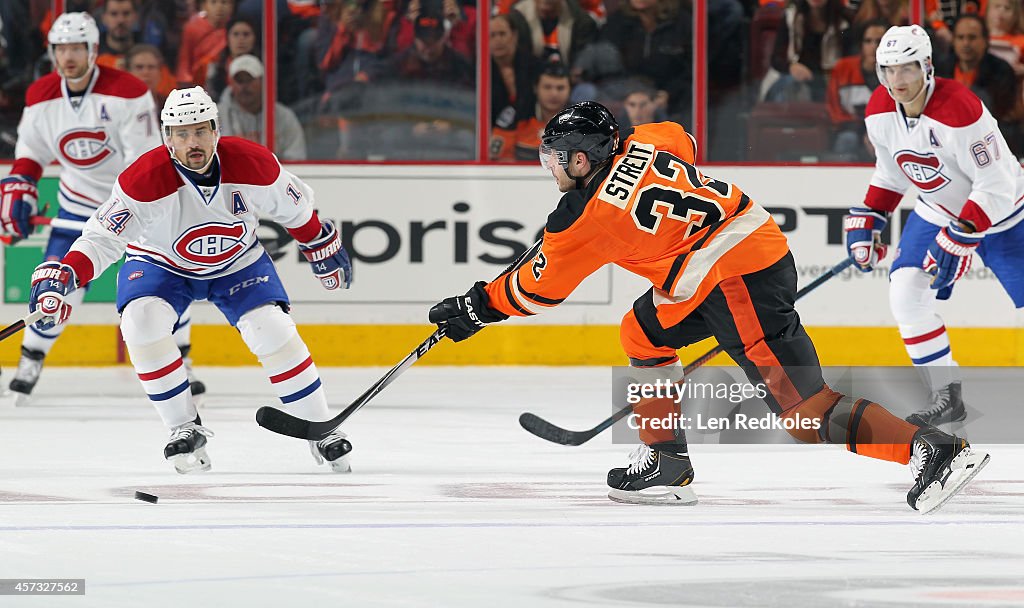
[{"xmin": 134, "ymin": 491, "xmax": 159, "ymax": 504}]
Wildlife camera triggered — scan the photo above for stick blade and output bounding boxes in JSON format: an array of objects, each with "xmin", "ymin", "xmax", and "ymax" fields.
[
  {"xmin": 256, "ymin": 406, "xmax": 314, "ymax": 439},
  {"xmin": 518, "ymin": 412, "xmax": 590, "ymax": 446}
]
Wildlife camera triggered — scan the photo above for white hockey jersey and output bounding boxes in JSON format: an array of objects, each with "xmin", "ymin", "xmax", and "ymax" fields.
[
  {"xmin": 13, "ymin": 66, "xmax": 160, "ymax": 217},
  {"xmin": 863, "ymin": 77, "xmax": 1024, "ymax": 234},
  {"xmin": 64, "ymin": 137, "xmax": 321, "ymax": 285}
]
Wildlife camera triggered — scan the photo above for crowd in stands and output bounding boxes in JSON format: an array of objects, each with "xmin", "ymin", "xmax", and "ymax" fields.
[{"xmin": 2, "ymin": 0, "xmax": 1024, "ymax": 161}]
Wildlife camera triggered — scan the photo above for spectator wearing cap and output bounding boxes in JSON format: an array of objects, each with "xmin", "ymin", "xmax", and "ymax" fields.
[
  {"xmin": 372, "ymin": 8, "xmax": 476, "ymax": 159},
  {"xmin": 490, "ymin": 62, "xmax": 571, "ymax": 161},
  {"xmin": 126, "ymin": 43, "xmax": 177, "ymax": 107},
  {"xmin": 392, "ymin": 0, "xmax": 477, "ymax": 60},
  {"xmin": 218, "ymin": 54, "xmax": 308, "ymax": 160},
  {"xmin": 389, "ymin": 10, "xmax": 474, "ymax": 86}
]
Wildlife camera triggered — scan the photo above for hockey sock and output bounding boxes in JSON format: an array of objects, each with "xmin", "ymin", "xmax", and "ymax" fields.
[
  {"xmin": 786, "ymin": 386, "xmax": 917, "ymax": 464},
  {"xmin": 632, "ymin": 396, "xmax": 684, "ymax": 447},
  {"xmin": 237, "ymin": 305, "xmax": 330, "ymax": 422},
  {"xmin": 128, "ymin": 335, "xmax": 196, "ymax": 428},
  {"xmin": 625, "ymin": 360, "xmax": 687, "ymax": 449}
]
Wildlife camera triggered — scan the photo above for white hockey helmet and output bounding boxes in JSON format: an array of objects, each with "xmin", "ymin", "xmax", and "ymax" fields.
[
  {"xmin": 48, "ymin": 12, "xmax": 100, "ymax": 83},
  {"xmin": 876, "ymin": 25, "xmax": 934, "ymax": 98},
  {"xmin": 161, "ymin": 87, "xmax": 220, "ymax": 173},
  {"xmin": 161, "ymin": 87, "xmax": 220, "ymax": 132}
]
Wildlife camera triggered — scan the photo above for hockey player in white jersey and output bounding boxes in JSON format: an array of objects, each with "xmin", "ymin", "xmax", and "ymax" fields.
[
  {"xmin": 845, "ymin": 24, "xmax": 1024, "ymax": 425},
  {"xmin": 24, "ymin": 86, "xmax": 354, "ymax": 474},
  {"xmin": 0, "ymin": 12, "xmax": 205, "ymax": 405}
]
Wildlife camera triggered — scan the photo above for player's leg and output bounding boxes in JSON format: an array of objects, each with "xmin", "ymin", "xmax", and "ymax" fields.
[
  {"xmin": 605, "ymin": 293, "xmax": 710, "ymax": 505},
  {"xmin": 890, "ymin": 211, "xmax": 964, "ymax": 425},
  {"xmin": 698, "ymin": 252, "xmax": 988, "ymax": 512},
  {"xmin": 8, "ymin": 214, "xmax": 90, "ymax": 404},
  {"xmin": 117, "ymin": 262, "xmax": 210, "ymax": 474},
  {"xmin": 172, "ymin": 305, "xmax": 207, "ymax": 404},
  {"xmin": 209, "ymin": 253, "xmax": 351, "ymax": 472}
]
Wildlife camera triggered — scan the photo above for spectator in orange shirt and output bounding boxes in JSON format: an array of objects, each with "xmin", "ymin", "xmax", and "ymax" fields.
[
  {"xmin": 987, "ymin": 0, "xmax": 1024, "ymax": 74},
  {"xmin": 176, "ymin": 0, "xmax": 235, "ymax": 85},
  {"xmin": 126, "ymin": 43, "xmax": 176, "ymax": 107},
  {"xmin": 490, "ymin": 62, "xmax": 571, "ymax": 161},
  {"xmin": 826, "ymin": 19, "xmax": 886, "ymax": 160},
  {"xmin": 97, "ymin": 0, "xmax": 141, "ymax": 70}
]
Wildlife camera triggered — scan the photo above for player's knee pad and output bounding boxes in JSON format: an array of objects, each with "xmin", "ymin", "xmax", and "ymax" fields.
[
  {"xmin": 889, "ymin": 267, "xmax": 940, "ymax": 326},
  {"xmin": 121, "ymin": 297, "xmax": 178, "ymax": 346},
  {"xmin": 237, "ymin": 304, "xmax": 301, "ymax": 360},
  {"xmin": 620, "ymin": 309, "xmax": 678, "ymax": 368}
]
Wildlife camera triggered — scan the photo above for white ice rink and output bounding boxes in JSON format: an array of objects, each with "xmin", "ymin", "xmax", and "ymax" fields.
[{"xmin": 0, "ymin": 366, "xmax": 1021, "ymax": 607}]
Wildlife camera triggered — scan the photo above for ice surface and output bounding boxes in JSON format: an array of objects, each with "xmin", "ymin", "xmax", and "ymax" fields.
[{"xmin": 0, "ymin": 367, "xmax": 1020, "ymax": 607}]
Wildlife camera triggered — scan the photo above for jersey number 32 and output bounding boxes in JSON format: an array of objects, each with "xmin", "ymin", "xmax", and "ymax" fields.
[{"xmin": 630, "ymin": 152, "xmax": 727, "ymax": 238}]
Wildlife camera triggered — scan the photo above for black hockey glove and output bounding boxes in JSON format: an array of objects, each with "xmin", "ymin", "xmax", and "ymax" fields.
[{"xmin": 429, "ymin": 281, "xmax": 509, "ymax": 342}]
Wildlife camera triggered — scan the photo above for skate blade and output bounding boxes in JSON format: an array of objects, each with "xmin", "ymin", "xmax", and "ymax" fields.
[
  {"xmin": 10, "ymin": 391, "xmax": 31, "ymax": 407},
  {"xmin": 169, "ymin": 447, "xmax": 212, "ymax": 474},
  {"xmin": 327, "ymin": 455, "xmax": 352, "ymax": 473},
  {"xmin": 608, "ymin": 485, "xmax": 698, "ymax": 505},
  {"xmin": 917, "ymin": 448, "xmax": 990, "ymax": 515}
]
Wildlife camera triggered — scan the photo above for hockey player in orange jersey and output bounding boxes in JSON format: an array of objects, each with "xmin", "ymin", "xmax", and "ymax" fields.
[{"xmin": 429, "ymin": 101, "xmax": 990, "ymax": 513}]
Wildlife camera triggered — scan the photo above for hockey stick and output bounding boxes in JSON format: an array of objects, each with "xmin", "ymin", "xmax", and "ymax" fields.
[
  {"xmin": 0, "ymin": 310, "xmax": 44, "ymax": 344},
  {"xmin": 519, "ymin": 256, "xmax": 856, "ymax": 446},
  {"xmin": 0, "ymin": 216, "xmax": 87, "ymax": 245},
  {"xmin": 30, "ymin": 216, "xmax": 88, "ymax": 231},
  {"xmin": 256, "ymin": 328, "xmax": 447, "ymax": 439},
  {"xmin": 255, "ymin": 239, "xmax": 547, "ymax": 441}
]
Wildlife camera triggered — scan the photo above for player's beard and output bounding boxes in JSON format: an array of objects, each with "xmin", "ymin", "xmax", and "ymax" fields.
[{"xmin": 183, "ymin": 147, "xmax": 209, "ymax": 171}]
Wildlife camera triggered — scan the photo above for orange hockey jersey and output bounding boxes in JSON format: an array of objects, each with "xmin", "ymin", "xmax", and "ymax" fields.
[{"xmin": 484, "ymin": 122, "xmax": 791, "ymax": 326}]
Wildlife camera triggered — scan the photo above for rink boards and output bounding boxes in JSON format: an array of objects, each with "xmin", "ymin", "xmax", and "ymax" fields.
[{"xmin": 0, "ymin": 164, "xmax": 1021, "ymax": 366}]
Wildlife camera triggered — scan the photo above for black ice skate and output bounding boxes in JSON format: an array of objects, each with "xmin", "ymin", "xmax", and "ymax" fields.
[
  {"xmin": 607, "ymin": 443, "xmax": 697, "ymax": 505},
  {"xmin": 907, "ymin": 381, "xmax": 966, "ymax": 427},
  {"xmin": 164, "ymin": 417, "xmax": 215, "ymax": 474},
  {"xmin": 179, "ymin": 345, "xmax": 207, "ymax": 405},
  {"xmin": 310, "ymin": 430, "xmax": 353, "ymax": 473},
  {"xmin": 907, "ymin": 427, "xmax": 989, "ymax": 514},
  {"xmin": 9, "ymin": 346, "xmax": 45, "ymax": 406}
]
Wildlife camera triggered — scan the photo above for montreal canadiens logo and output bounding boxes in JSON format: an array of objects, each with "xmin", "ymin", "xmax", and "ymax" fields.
[
  {"xmin": 173, "ymin": 222, "xmax": 248, "ymax": 267},
  {"xmin": 894, "ymin": 150, "xmax": 950, "ymax": 193},
  {"xmin": 58, "ymin": 127, "xmax": 115, "ymax": 168}
]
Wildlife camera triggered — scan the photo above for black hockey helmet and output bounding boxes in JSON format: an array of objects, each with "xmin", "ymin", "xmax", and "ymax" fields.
[{"xmin": 539, "ymin": 101, "xmax": 620, "ymax": 175}]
